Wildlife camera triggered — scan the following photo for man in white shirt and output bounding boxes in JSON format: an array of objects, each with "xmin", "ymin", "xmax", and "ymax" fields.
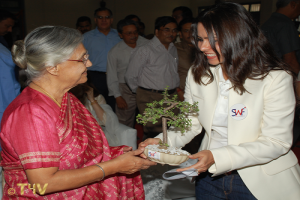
[
  {"xmin": 107, "ymin": 19, "xmax": 148, "ymax": 127},
  {"xmin": 125, "ymin": 16, "xmax": 180, "ymax": 138}
]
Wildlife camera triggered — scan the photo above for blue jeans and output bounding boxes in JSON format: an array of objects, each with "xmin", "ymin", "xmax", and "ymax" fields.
[{"xmin": 195, "ymin": 172, "xmax": 257, "ymax": 200}]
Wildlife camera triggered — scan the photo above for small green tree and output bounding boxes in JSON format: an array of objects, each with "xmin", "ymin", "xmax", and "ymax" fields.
[{"xmin": 137, "ymin": 87, "xmax": 199, "ymax": 148}]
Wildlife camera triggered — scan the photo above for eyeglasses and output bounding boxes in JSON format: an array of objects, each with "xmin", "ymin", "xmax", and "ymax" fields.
[
  {"xmin": 123, "ymin": 31, "xmax": 138, "ymax": 36},
  {"xmin": 182, "ymin": 29, "xmax": 192, "ymax": 33},
  {"xmin": 67, "ymin": 52, "xmax": 89, "ymax": 65},
  {"xmin": 160, "ymin": 28, "xmax": 178, "ymax": 33},
  {"xmin": 95, "ymin": 15, "xmax": 112, "ymax": 20}
]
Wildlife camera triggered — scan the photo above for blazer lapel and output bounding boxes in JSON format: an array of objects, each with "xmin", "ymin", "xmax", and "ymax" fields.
[{"xmin": 197, "ymin": 66, "xmax": 220, "ymax": 145}]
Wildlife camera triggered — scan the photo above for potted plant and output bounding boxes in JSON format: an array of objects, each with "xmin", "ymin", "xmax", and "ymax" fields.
[{"xmin": 137, "ymin": 87, "xmax": 199, "ymax": 166}]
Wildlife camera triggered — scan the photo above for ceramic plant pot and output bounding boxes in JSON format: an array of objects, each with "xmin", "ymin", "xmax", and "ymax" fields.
[{"xmin": 144, "ymin": 144, "xmax": 190, "ymax": 166}]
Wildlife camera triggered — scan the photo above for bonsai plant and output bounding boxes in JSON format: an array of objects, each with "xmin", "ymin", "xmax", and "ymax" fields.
[{"xmin": 137, "ymin": 87, "xmax": 199, "ymax": 165}]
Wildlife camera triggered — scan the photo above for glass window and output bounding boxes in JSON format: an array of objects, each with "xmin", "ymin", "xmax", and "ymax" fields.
[
  {"xmin": 243, "ymin": 4, "xmax": 250, "ymax": 11},
  {"xmin": 250, "ymin": 4, "xmax": 261, "ymax": 12}
]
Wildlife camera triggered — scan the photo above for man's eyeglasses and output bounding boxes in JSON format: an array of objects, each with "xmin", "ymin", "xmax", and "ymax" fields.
[
  {"xmin": 182, "ymin": 29, "xmax": 192, "ymax": 33},
  {"xmin": 123, "ymin": 31, "xmax": 138, "ymax": 36},
  {"xmin": 95, "ymin": 15, "xmax": 112, "ymax": 20},
  {"xmin": 160, "ymin": 28, "xmax": 178, "ymax": 33},
  {"xmin": 67, "ymin": 52, "xmax": 89, "ymax": 66}
]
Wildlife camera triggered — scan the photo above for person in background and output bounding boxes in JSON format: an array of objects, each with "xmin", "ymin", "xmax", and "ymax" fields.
[
  {"xmin": 143, "ymin": 2, "xmax": 300, "ymax": 199},
  {"xmin": 172, "ymin": 6, "xmax": 193, "ymax": 24},
  {"xmin": 261, "ymin": 0, "xmax": 300, "ymax": 74},
  {"xmin": 138, "ymin": 21, "xmax": 146, "ymax": 37},
  {"xmin": 124, "ymin": 15, "xmax": 146, "ymax": 38},
  {"xmin": 83, "ymin": 7, "xmax": 121, "ymax": 112},
  {"xmin": 172, "ymin": 6, "xmax": 193, "ymax": 43},
  {"xmin": 0, "ymin": 42, "xmax": 20, "ymax": 200},
  {"xmin": 261, "ymin": 0, "xmax": 300, "ymax": 145},
  {"xmin": 76, "ymin": 16, "xmax": 92, "ymax": 34},
  {"xmin": 0, "ymin": 10, "xmax": 19, "ymax": 88},
  {"xmin": 175, "ymin": 17, "xmax": 195, "ymax": 101},
  {"xmin": 0, "ymin": 10, "xmax": 15, "ymax": 49},
  {"xmin": 70, "ymin": 82, "xmax": 138, "ymax": 149},
  {"xmin": 1, "ymin": 25, "xmax": 155, "ymax": 199},
  {"xmin": 125, "ymin": 16, "xmax": 180, "ymax": 139},
  {"xmin": 124, "ymin": 14, "xmax": 141, "ymax": 23},
  {"xmin": 107, "ymin": 19, "xmax": 148, "ymax": 128}
]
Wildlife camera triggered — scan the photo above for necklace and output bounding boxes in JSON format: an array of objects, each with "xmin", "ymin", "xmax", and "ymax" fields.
[{"xmin": 31, "ymin": 82, "xmax": 61, "ymax": 107}]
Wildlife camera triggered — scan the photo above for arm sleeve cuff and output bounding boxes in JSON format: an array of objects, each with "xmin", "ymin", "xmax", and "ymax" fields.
[{"xmin": 208, "ymin": 147, "xmax": 232, "ymax": 176}]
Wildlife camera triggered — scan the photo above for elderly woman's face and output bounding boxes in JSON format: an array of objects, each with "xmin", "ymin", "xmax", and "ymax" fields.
[{"xmin": 58, "ymin": 43, "xmax": 92, "ymax": 88}]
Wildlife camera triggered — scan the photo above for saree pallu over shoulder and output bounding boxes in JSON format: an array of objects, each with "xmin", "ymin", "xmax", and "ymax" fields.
[
  {"xmin": 1, "ymin": 88, "xmax": 144, "ymax": 199},
  {"xmin": 56, "ymin": 93, "xmax": 73, "ymax": 144}
]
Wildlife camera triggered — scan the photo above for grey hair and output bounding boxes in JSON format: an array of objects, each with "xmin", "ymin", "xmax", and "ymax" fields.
[
  {"xmin": 276, "ymin": 0, "xmax": 300, "ymax": 9},
  {"xmin": 11, "ymin": 26, "xmax": 82, "ymax": 80}
]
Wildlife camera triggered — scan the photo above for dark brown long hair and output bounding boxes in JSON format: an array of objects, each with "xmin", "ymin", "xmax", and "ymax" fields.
[{"xmin": 191, "ymin": 2, "xmax": 293, "ymax": 95}]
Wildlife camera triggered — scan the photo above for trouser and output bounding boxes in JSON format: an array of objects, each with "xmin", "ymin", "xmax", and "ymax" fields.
[
  {"xmin": 136, "ymin": 87, "xmax": 178, "ymax": 138},
  {"xmin": 115, "ymin": 83, "xmax": 136, "ymax": 128},
  {"xmin": 87, "ymin": 71, "xmax": 116, "ymax": 112},
  {"xmin": 195, "ymin": 172, "xmax": 257, "ymax": 200}
]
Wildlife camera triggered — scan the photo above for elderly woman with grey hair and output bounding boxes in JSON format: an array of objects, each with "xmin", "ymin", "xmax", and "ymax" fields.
[{"xmin": 0, "ymin": 26, "xmax": 155, "ymax": 199}]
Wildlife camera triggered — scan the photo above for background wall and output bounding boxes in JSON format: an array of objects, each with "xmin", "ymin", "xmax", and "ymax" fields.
[{"xmin": 24, "ymin": 0, "xmax": 277, "ymax": 36}]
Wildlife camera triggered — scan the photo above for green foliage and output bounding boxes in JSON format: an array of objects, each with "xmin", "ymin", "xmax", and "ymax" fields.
[
  {"xmin": 159, "ymin": 140, "xmax": 169, "ymax": 147},
  {"xmin": 136, "ymin": 87, "xmax": 199, "ymax": 134}
]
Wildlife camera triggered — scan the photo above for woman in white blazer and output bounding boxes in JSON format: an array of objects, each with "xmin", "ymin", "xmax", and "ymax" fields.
[{"xmin": 140, "ymin": 2, "xmax": 300, "ymax": 200}]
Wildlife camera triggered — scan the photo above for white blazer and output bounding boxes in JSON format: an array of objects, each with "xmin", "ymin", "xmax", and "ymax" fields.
[{"xmin": 156, "ymin": 65, "xmax": 300, "ymax": 200}]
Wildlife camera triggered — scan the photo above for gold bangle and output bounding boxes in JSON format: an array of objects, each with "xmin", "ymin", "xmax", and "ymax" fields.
[
  {"xmin": 90, "ymin": 99, "xmax": 97, "ymax": 105},
  {"xmin": 95, "ymin": 164, "xmax": 105, "ymax": 181}
]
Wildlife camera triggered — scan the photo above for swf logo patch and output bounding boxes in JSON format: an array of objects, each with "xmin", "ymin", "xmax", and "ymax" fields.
[{"xmin": 230, "ymin": 104, "xmax": 248, "ymax": 120}]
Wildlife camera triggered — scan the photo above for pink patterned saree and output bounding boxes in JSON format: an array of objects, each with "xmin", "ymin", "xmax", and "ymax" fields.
[{"xmin": 0, "ymin": 87, "xmax": 144, "ymax": 199}]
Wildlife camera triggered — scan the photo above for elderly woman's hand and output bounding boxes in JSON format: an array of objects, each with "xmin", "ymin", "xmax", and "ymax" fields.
[
  {"xmin": 176, "ymin": 150, "xmax": 215, "ymax": 174},
  {"xmin": 123, "ymin": 146, "xmax": 132, "ymax": 153},
  {"xmin": 138, "ymin": 138, "xmax": 161, "ymax": 158},
  {"xmin": 112, "ymin": 148, "xmax": 157, "ymax": 174}
]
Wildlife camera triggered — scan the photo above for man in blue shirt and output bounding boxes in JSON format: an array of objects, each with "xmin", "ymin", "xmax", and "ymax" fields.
[
  {"xmin": 0, "ymin": 44, "xmax": 20, "ymax": 122},
  {"xmin": 0, "ymin": 10, "xmax": 15, "ymax": 48},
  {"xmin": 0, "ymin": 43, "xmax": 20, "ymax": 197},
  {"xmin": 83, "ymin": 7, "xmax": 121, "ymax": 111}
]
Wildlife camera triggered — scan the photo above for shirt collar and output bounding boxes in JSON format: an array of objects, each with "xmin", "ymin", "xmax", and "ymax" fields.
[
  {"xmin": 94, "ymin": 27, "xmax": 114, "ymax": 36},
  {"xmin": 218, "ymin": 66, "xmax": 230, "ymax": 84},
  {"xmin": 119, "ymin": 37, "xmax": 142, "ymax": 50},
  {"xmin": 119, "ymin": 40, "xmax": 128, "ymax": 48},
  {"xmin": 151, "ymin": 36, "xmax": 174, "ymax": 49},
  {"xmin": 136, "ymin": 36, "xmax": 146, "ymax": 46},
  {"xmin": 273, "ymin": 12, "xmax": 292, "ymax": 21},
  {"xmin": 181, "ymin": 40, "xmax": 192, "ymax": 49}
]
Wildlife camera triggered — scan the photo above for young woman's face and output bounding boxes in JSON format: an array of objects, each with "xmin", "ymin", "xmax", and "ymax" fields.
[{"xmin": 197, "ymin": 23, "xmax": 223, "ymax": 66}]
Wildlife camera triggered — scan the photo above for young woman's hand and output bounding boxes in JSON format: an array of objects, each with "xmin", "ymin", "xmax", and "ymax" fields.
[{"xmin": 176, "ymin": 150, "xmax": 215, "ymax": 174}]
